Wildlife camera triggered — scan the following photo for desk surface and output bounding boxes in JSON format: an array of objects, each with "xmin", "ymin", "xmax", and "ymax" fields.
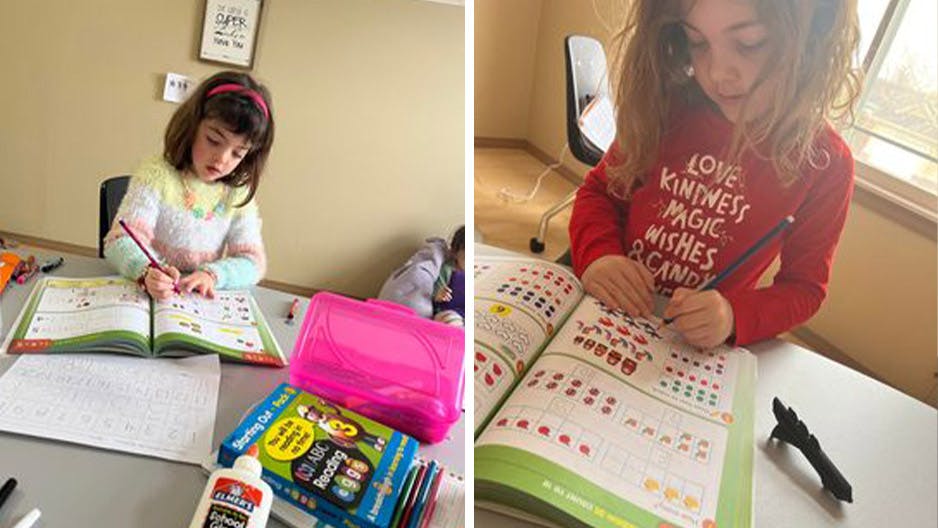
[
  {"xmin": 475, "ymin": 244, "xmax": 938, "ymax": 527},
  {"xmin": 0, "ymin": 248, "xmax": 465, "ymax": 527}
]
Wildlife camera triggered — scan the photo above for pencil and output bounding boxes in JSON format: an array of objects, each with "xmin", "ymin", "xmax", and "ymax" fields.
[
  {"xmin": 118, "ymin": 219, "xmax": 180, "ymax": 294},
  {"xmin": 407, "ymin": 461, "xmax": 439, "ymax": 528},
  {"xmin": 390, "ymin": 466, "xmax": 419, "ymax": 528},
  {"xmin": 663, "ymin": 215, "xmax": 795, "ymax": 325},
  {"xmin": 399, "ymin": 463, "xmax": 428, "ymax": 528},
  {"xmin": 418, "ymin": 464, "xmax": 446, "ymax": 528}
]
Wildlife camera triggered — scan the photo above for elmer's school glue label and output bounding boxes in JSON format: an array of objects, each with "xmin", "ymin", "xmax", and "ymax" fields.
[{"xmin": 189, "ymin": 445, "xmax": 273, "ymax": 528}]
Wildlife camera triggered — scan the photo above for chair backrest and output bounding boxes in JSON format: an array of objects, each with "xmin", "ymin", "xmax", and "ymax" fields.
[
  {"xmin": 564, "ymin": 35, "xmax": 612, "ymax": 167},
  {"xmin": 98, "ymin": 175, "xmax": 131, "ymax": 258}
]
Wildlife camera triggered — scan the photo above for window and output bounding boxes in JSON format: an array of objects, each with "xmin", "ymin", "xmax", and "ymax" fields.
[{"xmin": 845, "ymin": 0, "xmax": 937, "ymax": 220}]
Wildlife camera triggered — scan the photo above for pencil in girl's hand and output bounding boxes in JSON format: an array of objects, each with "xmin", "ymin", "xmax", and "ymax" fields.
[
  {"xmin": 117, "ymin": 218, "xmax": 180, "ymax": 294},
  {"xmin": 662, "ymin": 215, "xmax": 795, "ymax": 326}
]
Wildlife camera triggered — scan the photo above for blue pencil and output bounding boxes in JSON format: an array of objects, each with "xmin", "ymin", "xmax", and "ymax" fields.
[
  {"xmin": 663, "ymin": 215, "xmax": 795, "ymax": 325},
  {"xmin": 407, "ymin": 461, "xmax": 439, "ymax": 528}
]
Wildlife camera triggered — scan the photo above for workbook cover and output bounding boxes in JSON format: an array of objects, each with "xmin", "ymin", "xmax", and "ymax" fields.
[{"xmin": 220, "ymin": 383, "xmax": 418, "ymax": 528}]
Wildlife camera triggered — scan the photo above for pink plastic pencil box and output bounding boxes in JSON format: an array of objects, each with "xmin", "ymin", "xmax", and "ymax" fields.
[{"xmin": 289, "ymin": 292, "xmax": 465, "ymax": 444}]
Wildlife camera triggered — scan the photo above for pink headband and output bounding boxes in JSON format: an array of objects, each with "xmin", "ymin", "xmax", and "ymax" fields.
[{"xmin": 206, "ymin": 83, "xmax": 270, "ymax": 120}]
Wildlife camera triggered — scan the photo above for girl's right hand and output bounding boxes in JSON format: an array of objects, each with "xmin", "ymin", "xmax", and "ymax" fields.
[
  {"xmin": 143, "ymin": 265, "xmax": 181, "ymax": 300},
  {"xmin": 581, "ymin": 255, "xmax": 655, "ymax": 317}
]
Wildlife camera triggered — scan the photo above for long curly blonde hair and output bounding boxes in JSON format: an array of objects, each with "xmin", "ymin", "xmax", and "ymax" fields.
[{"xmin": 607, "ymin": 0, "xmax": 861, "ymax": 197}]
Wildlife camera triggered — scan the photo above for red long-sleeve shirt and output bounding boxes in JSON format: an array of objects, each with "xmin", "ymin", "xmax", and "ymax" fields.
[{"xmin": 569, "ymin": 104, "xmax": 854, "ymax": 346}]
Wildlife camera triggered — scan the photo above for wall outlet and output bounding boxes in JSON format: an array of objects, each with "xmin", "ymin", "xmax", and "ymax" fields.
[{"xmin": 163, "ymin": 73, "xmax": 194, "ymax": 103}]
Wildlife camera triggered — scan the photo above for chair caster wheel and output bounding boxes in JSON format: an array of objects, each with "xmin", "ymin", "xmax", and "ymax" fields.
[{"xmin": 529, "ymin": 238, "xmax": 545, "ymax": 253}]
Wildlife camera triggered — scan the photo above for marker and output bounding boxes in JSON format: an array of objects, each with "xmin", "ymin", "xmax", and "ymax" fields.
[
  {"xmin": 286, "ymin": 298, "xmax": 300, "ymax": 325},
  {"xmin": 770, "ymin": 397, "xmax": 852, "ymax": 502},
  {"xmin": 15, "ymin": 266, "xmax": 39, "ymax": 285},
  {"xmin": 11, "ymin": 256, "xmax": 34, "ymax": 281},
  {"xmin": 663, "ymin": 215, "xmax": 795, "ymax": 326},
  {"xmin": 118, "ymin": 219, "xmax": 180, "ymax": 294},
  {"xmin": 39, "ymin": 257, "xmax": 64, "ymax": 273},
  {"xmin": 0, "ymin": 478, "xmax": 17, "ymax": 511},
  {"xmin": 11, "ymin": 508, "xmax": 41, "ymax": 528}
]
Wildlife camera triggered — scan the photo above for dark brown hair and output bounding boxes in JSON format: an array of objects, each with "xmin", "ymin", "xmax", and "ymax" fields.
[
  {"xmin": 608, "ymin": 0, "xmax": 860, "ymax": 197},
  {"xmin": 164, "ymin": 70, "xmax": 275, "ymax": 206}
]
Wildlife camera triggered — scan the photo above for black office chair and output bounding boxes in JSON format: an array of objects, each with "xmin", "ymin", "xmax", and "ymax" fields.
[
  {"xmin": 98, "ymin": 175, "xmax": 131, "ymax": 258},
  {"xmin": 530, "ymin": 35, "xmax": 612, "ymax": 258}
]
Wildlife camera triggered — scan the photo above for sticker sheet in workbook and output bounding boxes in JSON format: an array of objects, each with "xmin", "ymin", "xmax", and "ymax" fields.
[
  {"xmin": 476, "ymin": 295, "xmax": 755, "ymax": 528},
  {"xmin": 473, "ymin": 257, "xmax": 584, "ymax": 431}
]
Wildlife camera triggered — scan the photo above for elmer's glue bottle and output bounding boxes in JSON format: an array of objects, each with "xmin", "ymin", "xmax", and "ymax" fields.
[{"xmin": 189, "ymin": 445, "xmax": 273, "ymax": 528}]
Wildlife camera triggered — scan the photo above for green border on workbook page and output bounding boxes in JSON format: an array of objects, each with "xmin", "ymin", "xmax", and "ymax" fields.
[
  {"xmin": 4, "ymin": 277, "xmax": 150, "ymax": 355},
  {"xmin": 476, "ymin": 352, "xmax": 757, "ymax": 528}
]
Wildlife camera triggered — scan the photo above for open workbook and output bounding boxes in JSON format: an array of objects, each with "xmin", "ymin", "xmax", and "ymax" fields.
[
  {"xmin": 1, "ymin": 276, "xmax": 285, "ymax": 366},
  {"xmin": 474, "ymin": 256, "xmax": 756, "ymax": 528}
]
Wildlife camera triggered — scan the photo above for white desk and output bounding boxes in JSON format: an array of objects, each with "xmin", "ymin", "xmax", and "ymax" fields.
[
  {"xmin": 0, "ymin": 248, "xmax": 464, "ymax": 527},
  {"xmin": 474, "ymin": 243, "xmax": 937, "ymax": 527}
]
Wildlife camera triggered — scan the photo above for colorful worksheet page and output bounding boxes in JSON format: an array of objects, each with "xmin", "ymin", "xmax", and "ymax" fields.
[
  {"xmin": 476, "ymin": 297, "xmax": 756, "ymax": 528},
  {"xmin": 2, "ymin": 277, "xmax": 150, "ymax": 354},
  {"xmin": 153, "ymin": 290, "xmax": 284, "ymax": 365},
  {"xmin": 473, "ymin": 257, "xmax": 583, "ymax": 431},
  {"xmin": 0, "ymin": 354, "xmax": 220, "ymax": 464}
]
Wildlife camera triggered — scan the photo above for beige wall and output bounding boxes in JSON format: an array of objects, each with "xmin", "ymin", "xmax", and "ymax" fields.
[
  {"xmin": 0, "ymin": 0, "xmax": 464, "ymax": 298},
  {"xmin": 475, "ymin": 0, "xmax": 938, "ymax": 403},
  {"xmin": 812, "ymin": 203, "xmax": 937, "ymax": 401},
  {"xmin": 474, "ymin": 0, "xmax": 542, "ymax": 139}
]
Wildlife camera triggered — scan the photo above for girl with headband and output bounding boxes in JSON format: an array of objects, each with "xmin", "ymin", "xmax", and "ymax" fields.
[{"xmin": 104, "ymin": 71, "xmax": 275, "ymax": 300}]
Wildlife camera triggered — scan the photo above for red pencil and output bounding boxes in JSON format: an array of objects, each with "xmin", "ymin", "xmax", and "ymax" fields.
[
  {"xmin": 418, "ymin": 465, "xmax": 446, "ymax": 528},
  {"xmin": 118, "ymin": 219, "xmax": 180, "ymax": 294}
]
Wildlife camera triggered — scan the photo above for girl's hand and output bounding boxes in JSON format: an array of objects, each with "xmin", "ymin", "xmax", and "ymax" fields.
[
  {"xmin": 144, "ymin": 265, "xmax": 181, "ymax": 300},
  {"xmin": 179, "ymin": 270, "xmax": 216, "ymax": 299},
  {"xmin": 663, "ymin": 288, "xmax": 735, "ymax": 349},
  {"xmin": 581, "ymin": 255, "xmax": 655, "ymax": 317},
  {"xmin": 434, "ymin": 285, "xmax": 453, "ymax": 303}
]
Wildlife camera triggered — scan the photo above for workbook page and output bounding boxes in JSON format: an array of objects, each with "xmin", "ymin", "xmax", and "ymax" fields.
[
  {"xmin": 1, "ymin": 277, "xmax": 150, "ymax": 355},
  {"xmin": 0, "ymin": 354, "xmax": 220, "ymax": 464},
  {"xmin": 473, "ymin": 257, "xmax": 584, "ymax": 432},
  {"xmin": 476, "ymin": 297, "xmax": 756, "ymax": 528},
  {"xmin": 153, "ymin": 290, "xmax": 285, "ymax": 366}
]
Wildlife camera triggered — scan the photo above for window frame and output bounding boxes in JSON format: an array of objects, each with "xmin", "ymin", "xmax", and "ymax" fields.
[{"xmin": 844, "ymin": 0, "xmax": 938, "ymax": 228}]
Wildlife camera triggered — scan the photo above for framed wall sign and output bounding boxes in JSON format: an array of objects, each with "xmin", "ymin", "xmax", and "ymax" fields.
[{"xmin": 199, "ymin": 0, "xmax": 263, "ymax": 69}]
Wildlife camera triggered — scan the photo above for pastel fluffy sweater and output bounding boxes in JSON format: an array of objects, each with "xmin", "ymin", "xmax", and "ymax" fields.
[{"xmin": 104, "ymin": 156, "xmax": 266, "ymax": 289}]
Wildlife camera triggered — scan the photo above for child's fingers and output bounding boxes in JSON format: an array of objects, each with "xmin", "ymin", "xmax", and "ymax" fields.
[
  {"xmin": 178, "ymin": 276, "xmax": 194, "ymax": 292},
  {"xmin": 663, "ymin": 288, "xmax": 694, "ymax": 319},
  {"xmin": 602, "ymin": 277, "xmax": 644, "ymax": 316},
  {"xmin": 589, "ymin": 282, "xmax": 618, "ymax": 312},
  {"xmin": 615, "ymin": 279, "xmax": 650, "ymax": 317},
  {"xmin": 633, "ymin": 261, "xmax": 655, "ymax": 293},
  {"xmin": 618, "ymin": 268, "xmax": 653, "ymax": 315},
  {"xmin": 672, "ymin": 309, "xmax": 711, "ymax": 335}
]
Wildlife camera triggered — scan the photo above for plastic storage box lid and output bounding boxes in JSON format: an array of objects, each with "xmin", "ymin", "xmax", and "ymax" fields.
[{"xmin": 290, "ymin": 293, "xmax": 465, "ymax": 429}]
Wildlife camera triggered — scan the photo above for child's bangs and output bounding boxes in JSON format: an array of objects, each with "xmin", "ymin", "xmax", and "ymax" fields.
[{"xmin": 204, "ymin": 95, "xmax": 268, "ymax": 146}]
